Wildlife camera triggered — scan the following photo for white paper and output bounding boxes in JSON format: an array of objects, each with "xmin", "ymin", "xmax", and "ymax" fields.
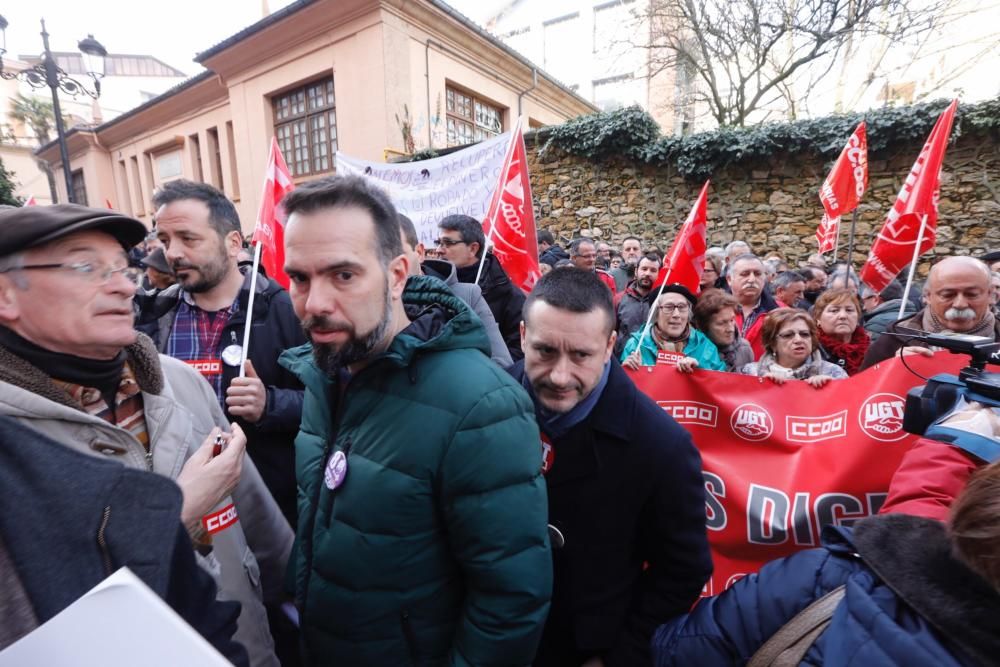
[{"xmin": 0, "ymin": 567, "xmax": 232, "ymax": 666}]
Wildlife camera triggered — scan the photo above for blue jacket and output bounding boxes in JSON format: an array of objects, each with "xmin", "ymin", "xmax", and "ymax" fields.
[
  {"xmin": 620, "ymin": 326, "xmax": 725, "ymax": 371},
  {"xmin": 653, "ymin": 514, "xmax": 1000, "ymax": 667}
]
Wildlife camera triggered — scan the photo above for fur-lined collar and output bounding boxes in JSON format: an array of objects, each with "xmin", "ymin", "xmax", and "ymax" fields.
[
  {"xmin": 852, "ymin": 514, "xmax": 1000, "ymax": 666},
  {"xmin": 0, "ymin": 333, "xmax": 164, "ymax": 411}
]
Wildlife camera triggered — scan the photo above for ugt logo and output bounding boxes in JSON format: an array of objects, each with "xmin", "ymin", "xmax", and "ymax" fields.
[
  {"xmin": 730, "ymin": 403, "xmax": 773, "ymax": 441},
  {"xmin": 859, "ymin": 393, "xmax": 907, "ymax": 442}
]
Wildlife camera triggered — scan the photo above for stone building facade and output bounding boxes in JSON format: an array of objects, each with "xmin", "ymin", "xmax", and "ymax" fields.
[{"xmin": 527, "ymin": 129, "xmax": 999, "ymax": 269}]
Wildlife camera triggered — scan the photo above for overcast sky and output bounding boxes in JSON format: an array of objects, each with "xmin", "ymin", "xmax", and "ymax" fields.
[{"xmin": 1, "ymin": 1, "xmax": 299, "ymax": 76}]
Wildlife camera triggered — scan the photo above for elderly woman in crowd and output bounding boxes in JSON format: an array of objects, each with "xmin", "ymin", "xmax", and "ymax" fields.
[
  {"xmin": 693, "ymin": 288, "xmax": 753, "ymax": 372},
  {"xmin": 739, "ymin": 308, "xmax": 847, "ymax": 387},
  {"xmin": 813, "ymin": 287, "xmax": 870, "ymax": 376},
  {"xmin": 621, "ymin": 284, "xmax": 725, "ymax": 373},
  {"xmin": 700, "ymin": 254, "xmax": 725, "ymax": 291}
]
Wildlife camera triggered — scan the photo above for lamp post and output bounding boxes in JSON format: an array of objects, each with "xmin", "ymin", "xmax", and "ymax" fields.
[{"xmin": 0, "ymin": 16, "xmax": 107, "ymax": 204}]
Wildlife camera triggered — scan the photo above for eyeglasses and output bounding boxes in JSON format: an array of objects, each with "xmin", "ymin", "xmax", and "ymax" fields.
[
  {"xmin": 777, "ymin": 330, "xmax": 812, "ymax": 340},
  {"xmin": 4, "ymin": 261, "xmax": 143, "ymax": 285},
  {"xmin": 658, "ymin": 303, "xmax": 690, "ymax": 313},
  {"xmin": 436, "ymin": 237, "xmax": 466, "ymax": 247}
]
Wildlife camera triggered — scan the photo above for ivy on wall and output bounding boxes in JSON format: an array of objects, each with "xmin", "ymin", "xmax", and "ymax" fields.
[{"xmin": 534, "ymin": 96, "xmax": 1000, "ymax": 180}]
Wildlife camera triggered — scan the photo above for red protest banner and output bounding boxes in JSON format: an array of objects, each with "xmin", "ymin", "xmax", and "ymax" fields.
[{"xmin": 628, "ymin": 352, "xmax": 966, "ymax": 596}]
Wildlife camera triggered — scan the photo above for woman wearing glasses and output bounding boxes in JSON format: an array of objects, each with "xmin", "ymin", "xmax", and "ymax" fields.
[
  {"xmin": 739, "ymin": 308, "xmax": 847, "ymax": 387},
  {"xmin": 620, "ymin": 284, "xmax": 725, "ymax": 373}
]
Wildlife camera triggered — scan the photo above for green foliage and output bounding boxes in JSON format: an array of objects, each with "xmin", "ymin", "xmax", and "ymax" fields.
[
  {"xmin": 537, "ymin": 97, "xmax": 1000, "ymax": 180},
  {"xmin": 0, "ymin": 157, "xmax": 22, "ymax": 206}
]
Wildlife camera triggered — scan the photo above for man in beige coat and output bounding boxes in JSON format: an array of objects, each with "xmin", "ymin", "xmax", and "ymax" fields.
[{"xmin": 0, "ymin": 204, "xmax": 292, "ymax": 666}]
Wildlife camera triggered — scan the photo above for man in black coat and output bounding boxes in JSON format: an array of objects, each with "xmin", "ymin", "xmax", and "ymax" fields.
[
  {"xmin": 510, "ymin": 268, "xmax": 712, "ymax": 666},
  {"xmin": 438, "ymin": 213, "xmax": 525, "ymax": 361},
  {"xmin": 135, "ymin": 180, "xmax": 306, "ymax": 529},
  {"xmin": 0, "ymin": 416, "xmax": 247, "ymax": 664}
]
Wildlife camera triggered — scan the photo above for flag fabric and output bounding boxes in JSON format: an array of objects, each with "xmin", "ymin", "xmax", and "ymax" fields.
[
  {"xmin": 860, "ymin": 100, "xmax": 959, "ymax": 293},
  {"xmin": 105, "ymin": 198, "xmax": 114, "ymax": 210},
  {"xmin": 653, "ymin": 180, "xmax": 710, "ymax": 293},
  {"xmin": 251, "ymin": 137, "xmax": 295, "ymax": 289},
  {"xmin": 815, "ymin": 213, "xmax": 840, "ymax": 255},
  {"xmin": 22, "ymin": 196, "xmax": 37, "ymax": 207},
  {"xmin": 816, "ymin": 121, "xmax": 867, "ymax": 254},
  {"xmin": 480, "ymin": 125, "xmax": 541, "ymax": 292}
]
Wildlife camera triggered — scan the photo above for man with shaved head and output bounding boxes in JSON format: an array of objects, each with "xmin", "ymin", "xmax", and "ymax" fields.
[{"xmin": 861, "ymin": 256, "xmax": 997, "ymax": 369}]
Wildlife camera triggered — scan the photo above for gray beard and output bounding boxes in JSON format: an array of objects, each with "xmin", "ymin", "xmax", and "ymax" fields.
[{"xmin": 312, "ymin": 280, "xmax": 394, "ymax": 376}]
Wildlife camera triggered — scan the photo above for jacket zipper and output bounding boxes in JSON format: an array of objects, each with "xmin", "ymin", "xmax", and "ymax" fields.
[
  {"xmin": 400, "ymin": 610, "xmax": 418, "ymax": 664},
  {"xmin": 97, "ymin": 506, "xmax": 113, "ymax": 577}
]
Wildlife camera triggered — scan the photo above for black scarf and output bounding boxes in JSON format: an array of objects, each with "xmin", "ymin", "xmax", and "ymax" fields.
[{"xmin": 0, "ymin": 326, "xmax": 126, "ymax": 408}]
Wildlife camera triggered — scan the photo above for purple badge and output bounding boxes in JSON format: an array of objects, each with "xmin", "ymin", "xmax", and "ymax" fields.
[{"xmin": 324, "ymin": 450, "xmax": 348, "ymax": 490}]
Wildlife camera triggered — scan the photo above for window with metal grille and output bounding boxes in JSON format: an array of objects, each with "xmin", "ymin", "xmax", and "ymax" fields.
[
  {"xmin": 446, "ymin": 85, "xmax": 503, "ymax": 147},
  {"xmin": 70, "ymin": 169, "xmax": 88, "ymax": 206},
  {"xmin": 273, "ymin": 77, "xmax": 337, "ymax": 177}
]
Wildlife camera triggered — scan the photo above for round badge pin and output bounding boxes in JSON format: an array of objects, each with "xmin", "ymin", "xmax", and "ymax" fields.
[
  {"xmin": 324, "ymin": 450, "xmax": 348, "ymax": 490},
  {"xmin": 221, "ymin": 344, "xmax": 244, "ymax": 367}
]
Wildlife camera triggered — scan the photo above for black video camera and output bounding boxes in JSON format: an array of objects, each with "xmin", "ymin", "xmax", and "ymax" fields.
[{"xmin": 896, "ymin": 332, "xmax": 1000, "ymax": 462}]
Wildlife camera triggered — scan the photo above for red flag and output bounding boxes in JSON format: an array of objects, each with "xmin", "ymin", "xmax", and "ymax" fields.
[
  {"xmin": 653, "ymin": 180, "xmax": 710, "ymax": 293},
  {"xmin": 22, "ymin": 196, "xmax": 37, "ymax": 207},
  {"xmin": 105, "ymin": 198, "xmax": 114, "ymax": 210},
  {"xmin": 251, "ymin": 137, "xmax": 295, "ymax": 289},
  {"xmin": 481, "ymin": 125, "xmax": 540, "ymax": 292},
  {"xmin": 860, "ymin": 100, "xmax": 958, "ymax": 292},
  {"xmin": 815, "ymin": 213, "xmax": 840, "ymax": 255},
  {"xmin": 816, "ymin": 122, "xmax": 867, "ymax": 254}
]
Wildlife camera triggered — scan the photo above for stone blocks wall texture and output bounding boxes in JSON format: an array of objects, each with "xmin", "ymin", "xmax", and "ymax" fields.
[{"xmin": 525, "ymin": 129, "xmax": 998, "ymax": 271}]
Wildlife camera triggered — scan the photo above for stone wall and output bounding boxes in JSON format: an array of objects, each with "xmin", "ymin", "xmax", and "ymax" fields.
[{"xmin": 525, "ymin": 129, "xmax": 999, "ymax": 271}]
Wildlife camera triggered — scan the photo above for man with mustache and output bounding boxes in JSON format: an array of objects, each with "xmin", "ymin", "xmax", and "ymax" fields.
[
  {"xmin": 861, "ymin": 256, "xmax": 998, "ymax": 369},
  {"xmin": 614, "ymin": 253, "xmax": 661, "ymax": 356},
  {"xmin": 510, "ymin": 268, "xmax": 711, "ymax": 667},
  {"xmin": 728, "ymin": 254, "xmax": 779, "ymax": 359},
  {"xmin": 135, "ymin": 180, "xmax": 306, "ymax": 531},
  {"xmin": 276, "ymin": 175, "xmax": 552, "ymax": 665}
]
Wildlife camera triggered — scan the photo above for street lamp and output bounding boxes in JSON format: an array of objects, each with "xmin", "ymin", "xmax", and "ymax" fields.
[{"xmin": 0, "ymin": 16, "xmax": 107, "ymax": 204}]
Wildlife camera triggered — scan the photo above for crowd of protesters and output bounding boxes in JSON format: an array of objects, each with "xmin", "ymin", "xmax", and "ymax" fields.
[{"xmin": 0, "ymin": 178, "xmax": 998, "ymax": 667}]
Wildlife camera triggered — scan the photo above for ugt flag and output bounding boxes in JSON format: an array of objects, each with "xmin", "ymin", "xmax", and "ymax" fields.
[
  {"xmin": 860, "ymin": 101, "xmax": 958, "ymax": 293},
  {"xmin": 816, "ymin": 122, "xmax": 868, "ymax": 254},
  {"xmin": 653, "ymin": 180, "xmax": 709, "ymax": 293},
  {"xmin": 251, "ymin": 137, "xmax": 294, "ymax": 289},
  {"xmin": 481, "ymin": 125, "xmax": 541, "ymax": 292}
]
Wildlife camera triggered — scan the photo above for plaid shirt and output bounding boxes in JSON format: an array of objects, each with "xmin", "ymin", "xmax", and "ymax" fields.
[{"xmin": 166, "ymin": 290, "xmax": 238, "ymax": 402}]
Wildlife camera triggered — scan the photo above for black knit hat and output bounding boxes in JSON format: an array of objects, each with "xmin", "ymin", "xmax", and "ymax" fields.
[
  {"xmin": 657, "ymin": 283, "xmax": 697, "ymax": 306},
  {"xmin": 0, "ymin": 204, "xmax": 147, "ymax": 257}
]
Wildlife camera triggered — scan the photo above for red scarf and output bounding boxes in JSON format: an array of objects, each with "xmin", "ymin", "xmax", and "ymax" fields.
[{"xmin": 818, "ymin": 327, "xmax": 869, "ymax": 376}]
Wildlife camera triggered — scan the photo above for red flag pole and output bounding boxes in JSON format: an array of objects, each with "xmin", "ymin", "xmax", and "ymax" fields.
[
  {"xmin": 473, "ymin": 118, "xmax": 522, "ymax": 286},
  {"xmin": 898, "ymin": 213, "xmax": 928, "ymax": 319}
]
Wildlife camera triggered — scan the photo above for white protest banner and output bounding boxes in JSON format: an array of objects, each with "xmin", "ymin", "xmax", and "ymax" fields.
[{"xmin": 336, "ymin": 132, "xmax": 510, "ymax": 247}]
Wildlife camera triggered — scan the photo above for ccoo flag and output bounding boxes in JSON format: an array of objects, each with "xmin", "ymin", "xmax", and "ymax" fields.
[
  {"xmin": 653, "ymin": 180, "xmax": 710, "ymax": 293},
  {"xmin": 251, "ymin": 137, "xmax": 295, "ymax": 289},
  {"xmin": 481, "ymin": 124, "xmax": 540, "ymax": 292},
  {"xmin": 816, "ymin": 122, "xmax": 867, "ymax": 254},
  {"xmin": 860, "ymin": 100, "xmax": 958, "ymax": 293}
]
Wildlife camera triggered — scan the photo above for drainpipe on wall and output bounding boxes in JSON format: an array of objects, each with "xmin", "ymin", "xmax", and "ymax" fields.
[
  {"xmin": 517, "ymin": 67, "xmax": 538, "ymax": 120},
  {"xmin": 425, "ymin": 39, "xmax": 433, "ymax": 147}
]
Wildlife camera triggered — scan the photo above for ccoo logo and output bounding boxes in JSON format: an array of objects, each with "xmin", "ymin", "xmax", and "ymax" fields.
[
  {"xmin": 731, "ymin": 403, "xmax": 773, "ymax": 441},
  {"xmin": 859, "ymin": 393, "xmax": 907, "ymax": 442},
  {"xmin": 658, "ymin": 401, "xmax": 719, "ymax": 427}
]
